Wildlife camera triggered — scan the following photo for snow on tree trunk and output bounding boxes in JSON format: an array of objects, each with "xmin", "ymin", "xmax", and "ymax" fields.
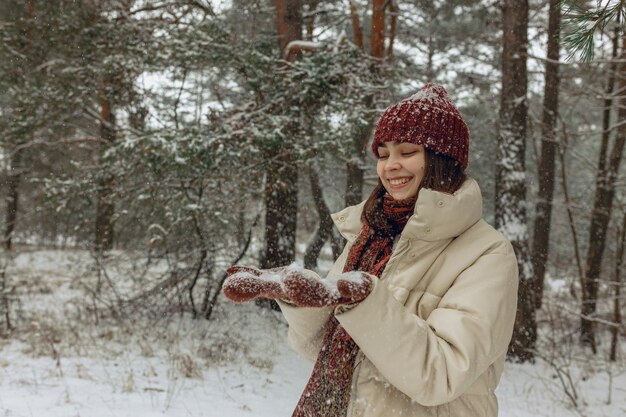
[
  {"xmin": 531, "ymin": 0, "xmax": 560, "ymax": 311},
  {"xmin": 497, "ymin": 0, "xmax": 535, "ymax": 362}
]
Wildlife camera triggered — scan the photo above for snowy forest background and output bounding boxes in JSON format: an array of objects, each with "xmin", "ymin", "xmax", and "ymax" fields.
[{"xmin": 0, "ymin": 0, "xmax": 625, "ymax": 416}]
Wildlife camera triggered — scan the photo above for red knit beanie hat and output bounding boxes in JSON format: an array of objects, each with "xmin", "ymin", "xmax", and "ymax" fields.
[{"xmin": 371, "ymin": 83, "xmax": 469, "ymax": 169}]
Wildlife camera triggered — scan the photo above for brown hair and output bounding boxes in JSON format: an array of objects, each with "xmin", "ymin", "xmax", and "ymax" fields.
[{"xmin": 361, "ymin": 149, "xmax": 467, "ymax": 232}]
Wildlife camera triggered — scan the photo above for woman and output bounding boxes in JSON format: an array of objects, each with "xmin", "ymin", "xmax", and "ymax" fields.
[{"xmin": 223, "ymin": 83, "xmax": 519, "ymax": 417}]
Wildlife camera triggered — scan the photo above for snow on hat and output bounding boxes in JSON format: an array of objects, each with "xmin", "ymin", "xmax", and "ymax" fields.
[{"xmin": 371, "ymin": 83, "xmax": 469, "ymax": 169}]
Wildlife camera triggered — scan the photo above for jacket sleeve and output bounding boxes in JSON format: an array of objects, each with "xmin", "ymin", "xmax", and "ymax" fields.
[
  {"xmin": 335, "ymin": 246, "xmax": 519, "ymax": 406},
  {"xmin": 277, "ymin": 300, "xmax": 333, "ymax": 362},
  {"xmin": 277, "ymin": 241, "xmax": 352, "ymax": 362}
]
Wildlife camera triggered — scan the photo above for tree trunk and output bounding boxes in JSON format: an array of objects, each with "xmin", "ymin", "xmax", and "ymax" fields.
[
  {"xmin": 257, "ymin": 0, "xmax": 303, "ymax": 310},
  {"xmin": 94, "ymin": 92, "xmax": 116, "ymax": 252},
  {"xmin": 304, "ymin": 166, "xmax": 335, "ymax": 270},
  {"xmin": 3, "ymin": 0, "xmax": 37, "ymax": 251},
  {"xmin": 370, "ymin": 0, "xmax": 386, "ymax": 60},
  {"xmin": 0, "ymin": 259, "xmax": 11, "ymax": 334},
  {"xmin": 558, "ymin": 128, "xmax": 584, "ymax": 299},
  {"xmin": 274, "ymin": 0, "xmax": 303, "ymax": 60},
  {"xmin": 344, "ymin": 0, "xmax": 367, "ymax": 208},
  {"xmin": 497, "ymin": 0, "xmax": 534, "ymax": 362},
  {"xmin": 260, "ymin": 151, "xmax": 299, "ymax": 270},
  {"xmin": 348, "ymin": 0, "xmax": 364, "ymax": 50},
  {"xmin": 531, "ymin": 0, "xmax": 560, "ymax": 310},
  {"xmin": 330, "ymin": 228, "xmax": 343, "ymax": 260},
  {"xmin": 386, "ymin": 0, "xmax": 397, "ymax": 62},
  {"xmin": 4, "ymin": 149, "xmax": 22, "ymax": 251},
  {"xmin": 344, "ymin": 0, "xmax": 387, "ymax": 207},
  {"xmin": 345, "ymin": 138, "xmax": 368, "ymax": 206},
  {"xmin": 304, "ymin": 0, "xmax": 319, "ymax": 42},
  {"xmin": 610, "ymin": 210, "xmax": 625, "ymax": 362},
  {"xmin": 581, "ymin": 31, "xmax": 626, "ymax": 352},
  {"xmin": 236, "ymin": 208, "xmax": 246, "ymax": 248}
]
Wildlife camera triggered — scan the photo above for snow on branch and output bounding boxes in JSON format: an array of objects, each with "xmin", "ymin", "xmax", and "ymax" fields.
[{"xmin": 283, "ymin": 40, "xmax": 323, "ymax": 59}]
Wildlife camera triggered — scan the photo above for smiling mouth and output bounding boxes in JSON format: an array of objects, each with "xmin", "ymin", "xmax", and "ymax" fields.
[{"xmin": 388, "ymin": 177, "xmax": 412, "ymax": 188}]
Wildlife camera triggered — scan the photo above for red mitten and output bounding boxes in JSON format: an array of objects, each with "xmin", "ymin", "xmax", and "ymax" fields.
[
  {"xmin": 222, "ymin": 265, "xmax": 288, "ymax": 303},
  {"xmin": 283, "ymin": 271, "xmax": 373, "ymax": 308},
  {"xmin": 335, "ymin": 272, "xmax": 374, "ymax": 302}
]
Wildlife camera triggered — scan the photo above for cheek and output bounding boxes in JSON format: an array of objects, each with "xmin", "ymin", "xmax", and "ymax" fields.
[
  {"xmin": 408, "ymin": 157, "xmax": 426, "ymax": 175},
  {"xmin": 416, "ymin": 157, "xmax": 427, "ymax": 173}
]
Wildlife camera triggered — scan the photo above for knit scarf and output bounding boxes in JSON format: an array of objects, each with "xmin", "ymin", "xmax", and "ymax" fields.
[{"xmin": 291, "ymin": 194, "xmax": 416, "ymax": 417}]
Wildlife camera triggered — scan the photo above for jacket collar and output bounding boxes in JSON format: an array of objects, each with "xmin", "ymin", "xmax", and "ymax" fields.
[{"xmin": 331, "ymin": 177, "xmax": 483, "ymax": 242}]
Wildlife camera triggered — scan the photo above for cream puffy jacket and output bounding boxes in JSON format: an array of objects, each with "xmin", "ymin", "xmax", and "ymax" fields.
[{"xmin": 278, "ymin": 177, "xmax": 519, "ymax": 417}]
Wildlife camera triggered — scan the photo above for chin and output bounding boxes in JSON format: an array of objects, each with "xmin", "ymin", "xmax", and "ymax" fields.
[{"xmin": 388, "ymin": 190, "xmax": 418, "ymax": 200}]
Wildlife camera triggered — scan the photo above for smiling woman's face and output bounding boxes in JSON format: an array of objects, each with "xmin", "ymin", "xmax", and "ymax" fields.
[{"xmin": 376, "ymin": 142, "xmax": 427, "ymax": 200}]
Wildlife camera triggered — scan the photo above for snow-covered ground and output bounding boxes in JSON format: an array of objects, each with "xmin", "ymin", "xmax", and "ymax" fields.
[{"xmin": 0, "ymin": 250, "xmax": 624, "ymax": 417}]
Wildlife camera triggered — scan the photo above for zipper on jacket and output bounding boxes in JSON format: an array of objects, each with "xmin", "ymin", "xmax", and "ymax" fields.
[{"xmin": 382, "ymin": 238, "xmax": 411, "ymax": 281}]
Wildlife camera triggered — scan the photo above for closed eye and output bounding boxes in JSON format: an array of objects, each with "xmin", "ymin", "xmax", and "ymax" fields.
[{"xmin": 402, "ymin": 151, "xmax": 418, "ymax": 156}]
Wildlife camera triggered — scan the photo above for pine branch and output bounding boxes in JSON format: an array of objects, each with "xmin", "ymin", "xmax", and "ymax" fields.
[{"xmin": 560, "ymin": 0, "xmax": 625, "ymax": 62}]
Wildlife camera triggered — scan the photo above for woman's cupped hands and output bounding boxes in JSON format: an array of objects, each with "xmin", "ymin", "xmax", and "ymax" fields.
[{"xmin": 222, "ymin": 264, "xmax": 373, "ymax": 308}]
